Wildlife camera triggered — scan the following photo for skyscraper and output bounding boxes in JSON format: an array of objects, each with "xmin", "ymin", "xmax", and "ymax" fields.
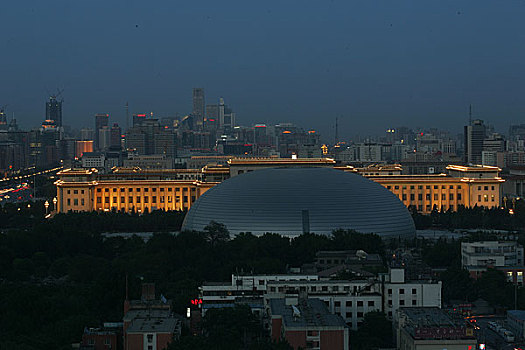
[
  {"xmin": 46, "ymin": 96, "xmax": 63, "ymax": 127},
  {"xmin": 192, "ymin": 88, "xmax": 205, "ymax": 128},
  {"xmin": 94, "ymin": 114, "xmax": 109, "ymax": 150},
  {"xmin": 464, "ymin": 119, "xmax": 486, "ymax": 165}
]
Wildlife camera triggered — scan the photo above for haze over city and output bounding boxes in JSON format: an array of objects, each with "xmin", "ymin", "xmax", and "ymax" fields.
[{"xmin": 2, "ymin": 0, "xmax": 525, "ymax": 137}]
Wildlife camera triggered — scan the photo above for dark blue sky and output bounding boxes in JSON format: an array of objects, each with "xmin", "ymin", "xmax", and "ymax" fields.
[{"xmin": 1, "ymin": 0, "xmax": 524, "ymax": 139}]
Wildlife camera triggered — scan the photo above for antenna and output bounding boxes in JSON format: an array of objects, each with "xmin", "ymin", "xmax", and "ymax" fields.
[
  {"xmin": 335, "ymin": 116, "xmax": 339, "ymax": 145},
  {"xmin": 469, "ymin": 104, "xmax": 472, "ymax": 125},
  {"xmin": 125, "ymin": 102, "xmax": 129, "ymax": 131}
]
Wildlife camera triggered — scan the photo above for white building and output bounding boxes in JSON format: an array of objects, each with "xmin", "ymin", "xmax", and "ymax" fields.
[
  {"xmin": 383, "ymin": 268, "xmax": 442, "ymax": 319},
  {"xmin": 461, "ymin": 241, "xmax": 524, "ymax": 271},
  {"xmin": 200, "ymin": 268, "xmax": 442, "ymax": 331}
]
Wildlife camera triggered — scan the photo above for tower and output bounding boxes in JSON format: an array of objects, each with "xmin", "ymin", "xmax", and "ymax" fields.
[
  {"xmin": 46, "ymin": 95, "xmax": 63, "ymax": 127},
  {"xmin": 192, "ymin": 88, "xmax": 205, "ymax": 128},
  {"xmin": 94, "ymin": 114, "xmax": 109, "ymax": 150},
  {"xmin": 464, "ymin": 119, "xmax": 486, "ymax": 165}
]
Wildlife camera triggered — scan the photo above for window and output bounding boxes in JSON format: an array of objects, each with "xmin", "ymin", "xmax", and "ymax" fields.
[
  {"xmin": 333, "ymin": 286, "xmax": 339, "ymax": 292},
  {"xmin": 387, "ymin": 185, "xmax": 391, "ymax": 189},
  {"xmin": 433, "ymin": 185, "xmax": 438, "ymax": 189},
  {"xmin": 484, "ymin": 186, "xmax": 488, "ymax": 191},
  {"xmin": 410, "ymin": 194, "xmax": 415, "ymax": 201},
  {"xmin": 357, "ymin": 312, "xmax": 363, "ymax": 317},
  {"xmin": 311, "ymin": 286, "xmax": 316, "ymax": 292},
  {"xmin": 144, "ymin": 196, "xmax": 149, "ymax": 203},
  {"xmin": 129, "ymin": 188, "xmax": 133, "ymax": 192},
  {"xmin": 335, "ymin": 301, "xmax": 341, "ymax": 307},
  {"xmin": 434, "ymin": 194, "xmax": 438, "ymax": 200},
  {"xmin": 394, "ymin": 186, "xmax": 399, "ymax": 190},
  {"xmin": 478, "ymin": 195, "xmax": 481, "ymax": 201},
  {"xmin": 121, "ymin": 196, "xmax": 125, "ymax": 202},
  {"xmin": 458, "ymin": 193, "xmax": 462, "ymax": 200},
  {"xmin": 152, "ymin": 188, "xmax": 157, "ymax": 192},
  {"xmin": 97, "ymin": 188, "xmax": 101, "ymax": 193},
  {"xmin": 96, "ymin": 197, "xmax": 101, "ymax": 204},
  {"xmin": 484, "ymin": 195, "xmax": 488, "ymax": 202},
  {"xmin": 346, "ymin": 301, "xmax": 352, "ymax": 307},
  {"xmin": 67, "ymin": 198, "xmax": 71, "ymax": 205},
  {"xmin": 426, "ymin": 194, "xmax": 431, "ymax": 200},
  {"xmin": 412, "ymin": 288, "xmax": 417, "ymax": 294},
  {"xmin": 402, "ymin": 194, "xmax": 407, "ymax": 200},
  {"xmin": 81, "ymin": 190, "xmax": 85, "ymax": 194},
  {"xmin": 112, "ymin": 188, "xmax": 117, "ymax": 192},
  {"xmin": 426, "ymin": 185, "xmax": 430, "ymax": 189},
  {"xmin": 160, "ymin": 196, "xmax": 165, "ymax": 203},
  {"xmin": 346, "ymin": 312, "xmax": 352, "ymax": 318},
  {"xmin": 270, "ymin": 287, "xmax": 276, "ymax": 292},
  {"xmin": 388, "ymin": 289, "xmax": 392, "ymax": 295},
  {"xmin": 442, "ymin": 194, "xmax": 446, "ymax": 201},
  {"xmin": 491, "ymin": 195, "xmax": 495, "ymax": 202},
  {"xmin": 104, "ymin": 188, "xmax": 109, "ymax": 192},
  {"xmin": 357, "ymin": 301, "xmax": 363, "ymax": 307},
  {"xmin": 81, "ymin": 199, "xmax": 84, "ymax": 205},
  {"xmin": 412, "ymin": 300, "xmax": 417, "ymax": 306},
  {"xmin": 73, "ymin": 198, "xmax": 78, "ymax": 205},
  {"xmin": 160, "ymin": 188, "xmax": 165, "ymax": 192},
  {"xmin": 105, "ymin": 197, "xmax": 109, "ymax": 203},
  {"xmin": 400, "ymin": 299, "xmax": 405, "ymax": 306},
  {"xmin": 129, "ymin": 196, "xmax": 133, "ymax": 203},
  {"xmin": 74, "ymin": 189, "xmax": 78, "ymax": 194},
  {"xmin": 418, "ymin": 194, "xmax": 422, "ymax": 200},
  {"xmin": 449, "ymin": 194, "xmax": 454, "ymax": 200},
  {"xmin": 368, "ymin": 301, "xmax": 374, "ymax": 307},
  {"xmin": 478, "ymin": 186, "xmax": 481, "ymax": 190},
  {"xmin": 120, "ymin": 188, "xmax": 125, "ymax": 192},
  {"xmin": 410, "ymin": 185, "xmax": 414, "ymax": 190},
  {"xmin": 152, "ymin": 196, "xmax": 157, "ymax": 203},
  {"xmin": 259, "ymin": 280, "xmax": 265, "ymax": 285},
  {"xmin": 449, "ymin": 185, "xmax": 453, "ymax": 189},
  {"xmin": 399, "ymin": 289, "xmax": 404, "ymax": 294},
  {"xmin": 168, "ymin": 187, "xmax": 172, "ymax": 192},
  {"xmin": 113, "ymin": 196, "xmax": 117, "ymax": 202},
  {"xmin": 104, "ymin": 338, "xmax": 110, "ymax": 345},
  {"xmin": 322, "ymin": 286, "xmax": 328, "ymax": 292},
  {"xmin": 418, "ymin": 185, "xmax": 423, "ymax": 189},
  {"xmin": 136, "ymin": 196, "xmax": 141, "ymax": 203},
  {"xmin": 491, "ymin": 186, "xmax": 495, "ymax": 190},
  {"xmin": 136, "ymin": 188, "xmax": 141, "ymax": 192},
  {"xmin": 144, "ymin": 188, "xmax": 149, "ymax": 192}
]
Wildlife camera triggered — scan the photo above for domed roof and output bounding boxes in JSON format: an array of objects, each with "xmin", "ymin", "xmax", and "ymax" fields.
[{"xmin": 182, "ymin": 167, "xmax": 415, "ymax": 238}]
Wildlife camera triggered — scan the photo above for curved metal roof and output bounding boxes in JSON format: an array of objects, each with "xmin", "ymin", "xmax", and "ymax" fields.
[{"xmin": 182, "ymin": 167, "xmax": 415, "ymax": 238}]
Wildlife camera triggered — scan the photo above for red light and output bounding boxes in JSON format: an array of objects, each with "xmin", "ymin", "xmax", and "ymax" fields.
[
  {"xmin": 255, "ymin": 125, "xmax": 266, "ymax": 128},
  {"xmin": 244, "ymin": 144, "xmax": 252, "ymax": 147},
  {"xmin": 420, "ymin": 132, "xmax": 423, "ymax": 135},
  {"xmin": 137, "ymin": 114, "xmax": 146, "ymax": 117},
  {"xmin": 208, "ymin": 119, "xmax": 215, "ymax": 122}
]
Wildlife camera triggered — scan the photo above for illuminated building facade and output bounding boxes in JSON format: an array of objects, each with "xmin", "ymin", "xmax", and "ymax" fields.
[
  {"xmin": 55, "ymin": 167, "xmax": 224, "ymax": 213},
  {"xmin": 56, "ymin": 158, "xmax": 504, "ymax": 215}
]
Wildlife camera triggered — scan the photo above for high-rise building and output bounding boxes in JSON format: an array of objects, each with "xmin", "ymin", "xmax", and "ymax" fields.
[
  {"xmin": 46, "ymin": 96, "xmax": 63, "ymax": 127},
  {"xmin": 133, "ymin": 114, "xmax": 147, "ymax": 127},
  {"xmin": 218, "ymin": 98, "xmax": 235, "ymax": 133},
  {"xmin": 110, "ymin": 123, "xmax": 122, "ymax": 150},
  {"xmin": 464, "ymin": 119, "xmax": 486, "ymax": 164},
  {"xmin": 94, "ymin": 114, "xmax": 109, "ymax": 150},
  {"xmin": 192, "ymin": 88, "xmax": 205, "ymax": 128}
]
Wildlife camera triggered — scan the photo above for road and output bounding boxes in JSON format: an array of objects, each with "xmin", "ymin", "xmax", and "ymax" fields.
[{"xmin": 474, "ymin": 316, "xmax": 525, "ymax": 350}]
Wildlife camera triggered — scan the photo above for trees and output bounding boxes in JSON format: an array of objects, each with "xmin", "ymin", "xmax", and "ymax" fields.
[
  {"xmin": 203, "ymin": 221, "xmax": 230, "ymax": 247},
  {"xmin": 350, "ymin": 311, "xmax": 393, "ymax": 350}
]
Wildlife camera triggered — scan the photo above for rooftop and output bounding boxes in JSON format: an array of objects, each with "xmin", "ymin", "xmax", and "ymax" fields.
[
  {"xmin": 508, "ymin": 310, "xmax": 525, "ymax": 321},
  {"xmin": 126, "ymin": 315, "xmax": 180, "ymax": 334},
  {"xmin": 269, "ymin": 298, "xmax": 347, "ymax": 329}
]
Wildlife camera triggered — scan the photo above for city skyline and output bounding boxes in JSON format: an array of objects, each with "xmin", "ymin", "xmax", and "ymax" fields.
[{"xmin": 1, "ymin": 1, "xmax": 525, "ymax": 136}]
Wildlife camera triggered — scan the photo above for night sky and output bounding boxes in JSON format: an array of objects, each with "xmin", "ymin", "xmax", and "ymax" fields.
[{"xmin": 1, "ymin": 0, "xmax": 525, "ymax": 139}]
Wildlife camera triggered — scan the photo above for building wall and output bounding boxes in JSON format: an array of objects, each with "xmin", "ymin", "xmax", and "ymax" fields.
[
  {"xmin": 320, "ymin": 329, "xmax": 347, "ymax": 350},
  {"xmin": 384, "ymin": 282, "xmax": 442, "ymax": 318},
  {"xmin": 56, "ymin": 180, "xmax": 215, "ymax": 213},
  {"xmin": 372, "ymin": 177, "xmax": 501, "ymax": 214},
  {"xmin": 284, "ymin": 330, "xmax": 307, "ymax": 350}
]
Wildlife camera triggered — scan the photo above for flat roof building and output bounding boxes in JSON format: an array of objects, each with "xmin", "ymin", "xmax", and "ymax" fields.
[
  {"xmin": 396, "ymin": 307, "xmax": 476, "ymax": 350},
  {"xmin": 268, "ymin": 298, "xmax": 349, "ymax": 350}
]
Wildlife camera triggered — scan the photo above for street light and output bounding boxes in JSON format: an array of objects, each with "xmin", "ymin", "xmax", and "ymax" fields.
[
  {"xmin": 44, "ymin": 200, "xmax": 49, "ymax": 215},
  {"xmin": 52, "ymin": 197, "xmax": 57, "ymax": 212}
]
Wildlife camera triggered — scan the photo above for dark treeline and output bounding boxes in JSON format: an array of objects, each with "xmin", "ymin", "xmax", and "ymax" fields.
[
  {"xmin": 411, "ymin": 202, "xmax": 525, "ymax": 231},
  {"xmin": 0, "ymin": 210, "xmax": 385, "ymax": 350}
]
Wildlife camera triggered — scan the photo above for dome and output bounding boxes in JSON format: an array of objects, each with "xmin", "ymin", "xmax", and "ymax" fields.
[{"xmin": 182, "ymin": 167, "xmax": 416, "ymax": 238}]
